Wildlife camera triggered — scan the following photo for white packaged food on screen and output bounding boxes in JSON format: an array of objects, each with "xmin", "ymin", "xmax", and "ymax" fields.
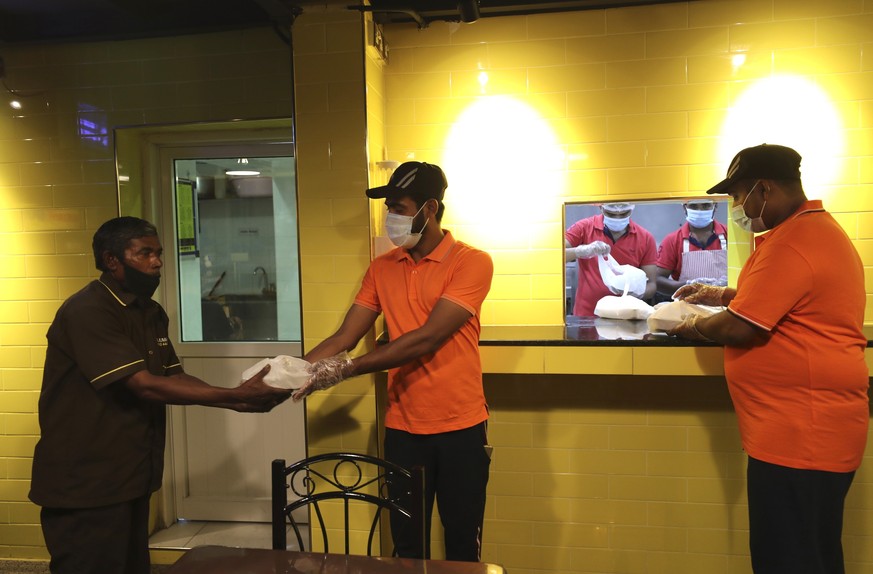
[
  {"xmin": 647, "ymin": 300, "xmax": 723, "ymax": 332},
  {"xmin": 593, "ymin": 295, "xmax": 654, "ymax": 320},
  {"xmin": 241, "ymin": 355, "xmax": 311, "ymax": 389},
  {"xmin": 597, "ymin": 254, "xmax": 647, "ymax": 297}
]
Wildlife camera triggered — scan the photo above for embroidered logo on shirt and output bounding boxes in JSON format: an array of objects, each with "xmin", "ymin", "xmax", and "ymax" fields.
[{"xmin": 156, "ymin": 337, "xmax": 169, "ymax": 347}]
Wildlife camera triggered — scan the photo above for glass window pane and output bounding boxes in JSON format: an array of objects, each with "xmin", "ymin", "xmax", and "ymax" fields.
[{"xmin": 173, "ymin": 156, "xmax": 301, "ymax": 343}]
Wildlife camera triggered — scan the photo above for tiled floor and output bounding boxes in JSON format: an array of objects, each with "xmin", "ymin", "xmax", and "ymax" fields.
[
  {"xmin": 0, "ymin": 560, "xmax": 170, "ymax": 573},
  {"xmin": 0, "ymin": 522, "xmax": 285, "ymax": 574},
  {"xmin": 149, "ymin": 520, "xmax": 307, "ymax": 551}
]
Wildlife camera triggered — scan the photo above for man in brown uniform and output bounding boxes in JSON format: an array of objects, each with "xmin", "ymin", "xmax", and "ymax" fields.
[{"xmin": 29, "ymin": 217, "xmax": 292, "ymax": 574}]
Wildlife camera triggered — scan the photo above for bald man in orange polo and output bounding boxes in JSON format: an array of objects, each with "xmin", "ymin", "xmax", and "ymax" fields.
[{"xmin": 293, "ymin": 162, "xmax": 494, "ymax": 562}]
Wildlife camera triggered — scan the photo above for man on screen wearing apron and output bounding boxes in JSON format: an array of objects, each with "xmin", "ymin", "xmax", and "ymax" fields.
[{"xmin": 655, "ymin": 199, "xmax": 728, "ymax": 301}]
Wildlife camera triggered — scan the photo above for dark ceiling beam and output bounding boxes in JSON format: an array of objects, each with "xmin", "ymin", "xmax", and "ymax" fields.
[
  {"xmin": 0, "ymin": 0, "xmax": 695, "ymax": 44},
  {"xmin": 360, "ymin": 0, "xmax": 693, "ymax": 25}
]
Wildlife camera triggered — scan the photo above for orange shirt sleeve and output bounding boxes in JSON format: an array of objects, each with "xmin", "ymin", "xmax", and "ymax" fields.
[
  {"xmin": 440, "ymin": 248, "xmax": 493, "ymax": 317},
  {"xmin": 353, "ymin": 259, "xmax": 382, "ymax": 313},
  {"xmin": 729, "ymin": 240, "xmax": 812, "ymax": 331}
]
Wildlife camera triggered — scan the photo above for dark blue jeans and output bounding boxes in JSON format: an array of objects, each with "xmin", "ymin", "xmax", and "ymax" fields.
[
  {"xmin": 747, "ymin": 456, "xmax": 855, "ymax": 574},
  {"xmin": 385, "ymin": 422, "xmax": 490, "ymax": 561}
]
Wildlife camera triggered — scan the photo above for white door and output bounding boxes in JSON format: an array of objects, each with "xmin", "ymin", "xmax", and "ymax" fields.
[
  {"xmin": 169, "ymin": 357, "xmax": 304, "ymax": 522},
  {"xmin": 157, "ymin": 141, "xmax": 306, "ymax": 522}
]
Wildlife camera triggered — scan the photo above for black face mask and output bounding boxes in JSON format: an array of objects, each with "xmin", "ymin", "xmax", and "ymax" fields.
[{"xmin": 122, "ymin": 263, "xmax": 161, "ymax": 299}]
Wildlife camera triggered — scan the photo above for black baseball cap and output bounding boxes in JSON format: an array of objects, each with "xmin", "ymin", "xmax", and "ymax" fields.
[
  {"xmin": 366, "ymin": 161, "xmax": 448, "ymax": 201},
  {"xmin": 706, "ymin": 144, "xmax": 802, "ymax": 195}
]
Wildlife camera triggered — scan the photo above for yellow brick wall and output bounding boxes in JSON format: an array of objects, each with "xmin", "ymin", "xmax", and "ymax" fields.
[
  {"xmin": 0, "ymin": 27, "xmax": 293, "ymax": 560},
  {"xmin": 377, "ymin": 0, "xmax": 873, "ymax": 572},
  {"xmin": 291, "ymin": 8, "xmax": 379, "ymax": 459},
  {"xmin": 2, "ymin": 1, "xmax": 873, "ymax": 572},
  {"xmin": 383, "ymin": 0, "xmax": 873, "ymax": 327}
]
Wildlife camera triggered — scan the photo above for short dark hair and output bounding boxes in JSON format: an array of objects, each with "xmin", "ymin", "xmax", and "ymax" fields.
[
  {"xmin": 409, "ymin": 196, "xmax": 445, "ymax": 223},
  {"xmin": 92, "ymin": 217, "xmax": 158, "ymax": 271}
]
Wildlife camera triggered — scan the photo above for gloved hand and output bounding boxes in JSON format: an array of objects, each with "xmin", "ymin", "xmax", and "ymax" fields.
[
  {"xmin": 666, "ymin": 313, "xmax": 711, "ymax": 341},
  {"xmin": 292, "ymin": 351, "xmax": 354, "ymax": 402},
  {"xmin": 574, "ymin": 241, "xmax": 611, "ymax": 259},
  {"xmin": 672, "ymin": 283, "xmax": 727, "ymax": 306}
]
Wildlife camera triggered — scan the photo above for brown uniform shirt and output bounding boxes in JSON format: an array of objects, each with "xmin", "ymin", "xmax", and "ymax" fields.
[{"xmin": 29, "ymin": 272, "xmax": 183, "ymax": 508}]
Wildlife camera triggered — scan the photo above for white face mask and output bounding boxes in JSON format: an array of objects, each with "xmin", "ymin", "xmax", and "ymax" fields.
[
  {"xmin": 686, "ymin": 208, "xmax": 714, "ymax": 228},
  {"xmin": 603, "ymin": 215, "xmax": 630, "ymax": 233},
  {"xmin": 730, "ymin": 180, "xmax": 768, "ymax": 233},
  {"xmin": 385, "ymin": 203, "xmax": 429, "ymax": 248}
]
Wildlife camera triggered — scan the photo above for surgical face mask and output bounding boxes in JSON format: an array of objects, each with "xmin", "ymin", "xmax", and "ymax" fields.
[
  {"xmin": 385, "ymin": 202, "xmax": 429, "ymax": 248},
  {"xmin": 122, "ymin": 263, "xmax": 161, "ymax": 299},
  {"xmin": 686, "ymin": 208, "xmax": 714, "ymax": 228},
  {"xmin": 603, "ymin": 215, "xmax": 630, "ymax": 233},
  {"xmin": 730, "ymin": 181, "xmax": 768, "ymax": 233}
]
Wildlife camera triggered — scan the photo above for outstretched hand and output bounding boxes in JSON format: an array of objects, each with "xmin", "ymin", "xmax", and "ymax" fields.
[
  {"xmin": 666, "ymin": 313, "xmax": 711, "ymax": 341},
  {"xmin": 292, "ymin": 352, "xmax": 354, "ymax": 402},
  {"xmin": 672, "ymin": 283, "xmax": 727, "ymax": 306},
  {"xmin": 235, "ymin": 364, "xmax": 293, "ymax": 412},
  {"xmin": 574, "ymin": 241, "xmax": 611, "ymax": 259}
]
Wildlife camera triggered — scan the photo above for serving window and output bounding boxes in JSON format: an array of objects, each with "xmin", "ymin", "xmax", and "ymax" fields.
[{"xmin": 563, "ymin": 197, "xmax": 732, "ymax": 323}]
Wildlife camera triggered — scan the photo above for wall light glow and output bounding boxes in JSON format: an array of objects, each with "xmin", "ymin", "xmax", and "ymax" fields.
[
  {"xmin": 477, "ymin": 71, "xmax": 489, "ymax": 94},
  {"xmin": 719, "ymin": 75, "xmax": 843, "ymax": 195},
  {"xmin": 441, "ymin": 95, "xmax": 564, "ymax": 248}
]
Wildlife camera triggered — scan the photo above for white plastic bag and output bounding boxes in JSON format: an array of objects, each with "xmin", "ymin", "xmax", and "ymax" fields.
[
  {"xmin": 646, "ymin": 300, "xmax": 722, "ymax": 332},
  {"xmin": 594, "ymin": 294, "xmax": 654, "ymax": 320},
  {"xmin": 241, "ymin": 355, "xmax": 311, "ymax": 389},
  {"xmin": 598, "ymin": 254, "xmax": 647, "ymax": 297}
]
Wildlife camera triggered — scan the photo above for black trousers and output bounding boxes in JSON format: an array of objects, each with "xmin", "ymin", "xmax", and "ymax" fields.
[
  {"xmin": 384, "ymin": 422, "xmax": 490, "ymax": 562},
  {"xmin": 747, "ymin": 456, "xmax": 855, "ymax": 574},
  {"xmin": 40, "ymin": 494, "xmax": 151, "ymax": 574}
]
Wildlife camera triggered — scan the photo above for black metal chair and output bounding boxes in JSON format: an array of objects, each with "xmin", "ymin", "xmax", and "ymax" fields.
[{"xmin": 271, "ymin": 452, "xmax": 425, "ymax": 556}]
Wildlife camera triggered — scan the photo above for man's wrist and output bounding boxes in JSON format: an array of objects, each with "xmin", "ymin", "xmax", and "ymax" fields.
[
  {"xmin": 688, "ymin": 314, "xmax": 712, "ymax": 342},
  {"xmin": 342, "ymin": 356, "xmax": 356, "ymax": 378}
]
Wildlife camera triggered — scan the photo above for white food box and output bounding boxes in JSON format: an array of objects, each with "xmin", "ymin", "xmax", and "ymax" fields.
[{"xmin": 241, "ymin": 355, "xmax": 311, "ymax": 389}]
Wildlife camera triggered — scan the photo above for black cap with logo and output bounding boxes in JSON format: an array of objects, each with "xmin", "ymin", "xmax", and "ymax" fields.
[
  {"xmin": 706, "ymin": 144, "xmax": 802, "ymax": 195},
  {"xmin": 366, "ymin": 161, "xmax": 448, "ymax": 201}
]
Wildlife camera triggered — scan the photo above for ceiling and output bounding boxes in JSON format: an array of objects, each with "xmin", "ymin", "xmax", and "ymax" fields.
[{"xmin": 0, "ymin": 0, "xmax": 690, "ymax": 45}]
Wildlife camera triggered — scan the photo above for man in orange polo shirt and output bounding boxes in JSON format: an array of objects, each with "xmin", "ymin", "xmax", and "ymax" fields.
[
  {"xmin": 669, "ymin": 144, "xmax": 868, "ymax": 574},
  {"xmin": 292, "ymin": 162, "xmax": 494, "ymax": 562}
]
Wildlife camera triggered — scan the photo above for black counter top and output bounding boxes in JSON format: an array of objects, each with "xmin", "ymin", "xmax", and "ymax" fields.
[
  {"xmin": 477, "ymin": 320, "xmax": 714, "ymax": 346},
  {"xmin": 380, "ymin": 321, "xmax": 873, "ymax": 348},
  {"xmin": 476, "ymin": 320, "xmax": 873, "ymax": 347}
]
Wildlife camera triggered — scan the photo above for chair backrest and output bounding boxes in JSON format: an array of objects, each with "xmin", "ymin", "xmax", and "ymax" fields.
[{"xmin": 271, "ymin": 452, "xmax": 424, "ymax": 556}]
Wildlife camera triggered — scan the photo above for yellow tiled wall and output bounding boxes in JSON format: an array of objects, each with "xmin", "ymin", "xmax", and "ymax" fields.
[
  {"xmin": 0, "ymin": 27, "xmax": 294, "ymax": 559},
  {"xmin": 2, "ymin": 1, "xmax": 873, "ymax": 572},
  {"xmin": 291, "ymin": 8, "xmax": 386, "ymax": 553},
  {"xmin": 375, "ymin": 0, "xmax": 873, "ymax": 572},
  {"xmin": 382, "ymin": 0, "xmax": 873, "ymax": 326}
]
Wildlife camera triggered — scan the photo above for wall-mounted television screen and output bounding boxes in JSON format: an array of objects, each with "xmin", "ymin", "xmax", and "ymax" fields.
[{"xmin": 564, "ymin": 197, "xmax": 732, "ymax": 323}]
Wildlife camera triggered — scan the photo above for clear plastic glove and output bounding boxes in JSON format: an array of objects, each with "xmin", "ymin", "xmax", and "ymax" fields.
[
  {"xmin": 574, "ymin": 241, "xmax": 611, "ymax": 259},
  {"xmin": 672, "ymin": 283, "xmax": 726, "ymax": 306},
  {"xmin": 666, "ymin": 313, "xmax": 711, "ymax": 341},
  {"xmin": 292, "ymin": 351, "xmax": 353, "ymax": 402}
]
